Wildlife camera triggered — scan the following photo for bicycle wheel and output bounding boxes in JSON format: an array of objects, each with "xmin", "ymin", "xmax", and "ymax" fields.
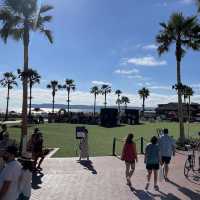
[{"xmin": 184, "ymin": 159, "xmax": 191, "ymax": 177}]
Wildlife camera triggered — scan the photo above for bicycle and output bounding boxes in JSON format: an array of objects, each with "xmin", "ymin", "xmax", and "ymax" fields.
[{"xmin": 184, "ymin": 143, "xmax": 200, "ymax": 177}]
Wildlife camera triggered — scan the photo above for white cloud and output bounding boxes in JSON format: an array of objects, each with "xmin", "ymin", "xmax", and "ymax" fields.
[
  {"xmin": 149, "ymin": 86, "xmax": 171, "ymax": 90},
  {"xmin": 142, "ymin": 44, "xmax": 158, "ymax": 50},
  {"xmin": 92, "ymin": 81, "xmax": 112, "ymax": 86},
  {"xmin": 126, "ymin": 56, "xmax": 167, "ymax": 66},
  {"xmin": 180, "ymin": 0, "xmax": 194, "ymax": 4},
  {"xmin": 114, "ymin": 68, "xmax": 139, "ymax": 75},
  {"xmin": 127, "ymin": 75, "xmax": 145, "ymax": 81},
  {"xmin": 137, "ymin": 82, "xmax": 152, "ymax": 87},
  {"xmin": 1, "ymin": 87, "xmax": 200, "ymax": 111}
]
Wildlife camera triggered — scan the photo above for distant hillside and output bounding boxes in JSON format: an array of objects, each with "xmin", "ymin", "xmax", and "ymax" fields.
[{"xmin": 32, "ymin": 104, "xmax": 155, "ymax": 110}]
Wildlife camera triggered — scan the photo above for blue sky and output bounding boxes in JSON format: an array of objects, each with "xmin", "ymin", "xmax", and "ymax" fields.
[{"xmin": 0, "ymin": 0, "xmax": 200, "ymax": 110}]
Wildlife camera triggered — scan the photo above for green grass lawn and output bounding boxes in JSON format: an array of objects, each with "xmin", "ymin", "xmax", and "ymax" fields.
[{"xmin": 7, "ymin": 122, "xmax": 200, "ymax": 157}]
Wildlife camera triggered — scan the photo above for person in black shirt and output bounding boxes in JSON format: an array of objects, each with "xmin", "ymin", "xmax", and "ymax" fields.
[{"xmin": 31, "ymin": 128, "xmax": 44, "ymax": 170}]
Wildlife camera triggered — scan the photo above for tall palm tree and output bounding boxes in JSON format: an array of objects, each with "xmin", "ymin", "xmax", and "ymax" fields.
[
  {"xmin": 90, "ymin": 86, "xmax": 99, "ymax": 117},
  {"xmin": 138, "ymin": 87, "xmax": 150, "ymax": 114},
  {"xmin": 27, "ymin": 69, "xmax": 40, "ymax": 118},
  {"xmin": 196, "ymin": 0, "xmax": 200, "ymax": 11},
  {"xmin": 18, "ymin": 68, "xmax": 41, "ymax": 118},
  {"xmin": 116, "ymin": 99, "xmax": 122, "ymax": 110},
  {"xmin": 47, "ymin": 80, "xmax": 61, "ymax": 113},
  {"xmin": 184, "ymin": 86, "xmax": 194, "ymax": 122},
  {"xmin": 115, "ymin": 89, "xmax": 122, "ymax": 112},
  {"xmin": 100, "ymin": 84, "xmax": 111, "ymax": 108},
  {"xmin": 0, "ymin": 0, "xmax": 53, "ymax": 153},
  {"xmin": 0, "ymin": 72, "xmax": 17, "ymax": 121},
  {"xmin": 61, "ymin": 79, "xmax": 76, "ymax": 113},
  {"xmin": 121, "ymin": 96, "xmax": 130, "ymax": 110},
  {"xmin": 156, "ymin": 12, "xmax": 200, "ymax": 143}
]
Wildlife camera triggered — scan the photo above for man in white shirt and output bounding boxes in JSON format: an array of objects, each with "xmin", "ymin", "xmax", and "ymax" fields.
[
  {"xmin": 158, "ymin": 128, "xmax": 176, "ymax": 181},
  {"xmin": 0, "ymin": 146, "xmax": 22, "ymax": 200}
]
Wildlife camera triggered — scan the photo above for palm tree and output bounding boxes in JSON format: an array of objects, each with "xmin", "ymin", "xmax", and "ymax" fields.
[
  {"xmin": 196, "ymin": 0, "xmax": 200, "ymax": 11},
  {"xmin": 138, "ymin": 87, "xmax": 150, "ymax": 114},
  {"xmin": 184, "ymin": 86, "xmax": 194, "ymax": 122},
  {"xmin": 0, "ymin": 0, "xmax": 53, "ymax": 153},
  {"xmin": 27, "ymin": 69, "xmax": 41, "ymax": 118},
  {"xmin": 115, "ymin": 90, "xmax": 122, "ymax": 112},
  {"xmin": 62, "ymin": 79, "xmax": 76, "ymax": 113},
  {"xmin": 18, "ymin": 68, "xmax": 41, "ymax": 121},
  {"xmin": 47, "ymin": 80, "xmax": 61, "ymax": 113},
  {"xmin": 0, "ymin": 72, "xmax": 17, "ymax": 121},
  {"xmin": 156, "ymin": 12, "xmax": 200, "ymax": 143},
  {"xmin": 121, "ymin": 96, "xmax": 130, "ymax": 110},
  {"xmin": 116, "ymin": 99, "xmax": 122, "ymax": 110},
  {"xmin": 100, "ymin": 84, "xmax": 112, "ymax": 108},
  {"xmin": 90, "ymin": 86, "xmax": 99, "ymax": 117}
]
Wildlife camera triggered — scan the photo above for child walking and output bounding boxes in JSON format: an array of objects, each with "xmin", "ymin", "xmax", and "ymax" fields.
[
  {"xmin": 144, "ymin": 136, "xmax": 160, "ymax": 191},
  {"xmin": 121, "ymin": 133, "xmax": 138, "ymax": 186}
]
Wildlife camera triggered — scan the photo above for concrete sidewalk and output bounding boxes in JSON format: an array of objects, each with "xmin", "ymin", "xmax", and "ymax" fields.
[{"xmin": 31, "ymin": 154, "xmax": 200, "ymax": 200}]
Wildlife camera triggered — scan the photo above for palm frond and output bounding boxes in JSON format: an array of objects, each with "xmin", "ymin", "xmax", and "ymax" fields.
[
  {"xmin": 39, "ymin": 4, "xmax": 54, "ymax": 14},
  {"xmin": 40, "ymin": 28, "xmax": 53, "ymax": 43},
  {"xmin": 10, "ymin": 28, "xmax": 23, "ymax": 40}
]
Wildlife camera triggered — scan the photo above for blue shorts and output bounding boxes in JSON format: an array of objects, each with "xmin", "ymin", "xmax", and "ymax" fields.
[
  {"xmin": 162, "ymin": 156, "xmax": 171, "ymax": 164},
  {"xmin": 17, "ymin": 193, "xmax": 30, "ymax": 200},
  {"xmin": 146, "ymin": 163, "xmax": 159, "ymax": 170}
]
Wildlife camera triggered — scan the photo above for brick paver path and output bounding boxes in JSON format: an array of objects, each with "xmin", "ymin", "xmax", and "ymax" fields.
[{"xmin": 31, "ymin": 153, "xmax": 200, "ymax": 200}]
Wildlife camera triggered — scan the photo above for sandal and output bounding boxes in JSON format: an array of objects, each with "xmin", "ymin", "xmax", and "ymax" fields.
[
  {"xmin": 126, "ymin": 177, "xmax": 132, "ymax": 186},
  {"xmin": 154, "ymin": 185, "xmax": 159, "ymax": 191},
  {"xmin": 145, "ymin": 183, "xmax": 150, "ymax": 190}
]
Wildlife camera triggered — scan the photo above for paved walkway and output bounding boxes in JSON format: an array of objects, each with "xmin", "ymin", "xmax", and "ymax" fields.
[{"xmin": 31, "ymin": 153, "xmax": 200, "ymax": 200}]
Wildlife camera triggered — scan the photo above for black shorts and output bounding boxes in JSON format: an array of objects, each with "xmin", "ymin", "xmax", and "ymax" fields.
[
  {"xmin": 162, "ymin": 156, "xmax": 171, "ymax": 164},
  {"xmin": 146, "ymin": 164, "xmax": 159, "ymax": 170}
]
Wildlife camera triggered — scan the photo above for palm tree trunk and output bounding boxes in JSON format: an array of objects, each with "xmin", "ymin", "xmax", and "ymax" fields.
[
  {"xmin": 21, "ymin": 21, "xmax": 29, "ymax": 155},
  {"xmin": 118, "ymin": 95, "xmax": 120, "ymax": 112},
  {"xmin": 28, "ymin": 84, "xmax": 32, "ymax": 119},
  {"xmin": 188, "ymin": 96, "xmax": 191, "ymax": 123},
  {"xmin": 67, "ymin": 90, "xmax": 70, "ymax": 113},
  {"xmin": 176, "ymin": 44, "xmax": 185, "ymax": 143},
  {"xmin": 5, "ymin": 85, "xmax": 10, "ymax": 121},
  {"xmin": 142, "ymin": 97, "xmax": 145, "ymax": 113},
  {"xmin": 94, "ymin": 94, "xmax": 96, "ymax": 117},
  {"xmin": 104, "ymin": 93, "xmax": 107, "ymax": 108},
  {"xmin": 52, "ymin": 92, "xmax": 55, "ymax": 114}
]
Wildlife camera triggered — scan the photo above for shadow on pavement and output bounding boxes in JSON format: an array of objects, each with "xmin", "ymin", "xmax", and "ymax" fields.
[
  {"xmin": 129, "ymin": 183, "xmax": 195, "ymax": 200},
  {"xmin": 77, "ymin": 160, "xmax": 97, "ymax": 175},
  {"xmin": 130, "ymin": 187, "xmax": 181, "ymax": 200},
  {"xmin": 129, "ymin": 187, "xmax": 154, "ymax": 200},
  {"xmin": 168, "ymin": 179, "xmax": 200, "ymax": 199},
  {"xmin": 186, "ymin": 173, "xmax": 200, "ymax": 185},
  {"xmin": 32, "ymin": 171, "xmax": 44, "ymax": 189}
]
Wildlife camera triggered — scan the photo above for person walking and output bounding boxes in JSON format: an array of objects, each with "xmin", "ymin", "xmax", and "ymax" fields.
[
  {"xmin": 79, "ymin": 129, "xmax": 89, "ymax": 161},
  {"xmin": 31, "ymin": 128, "xmax": 44, "ymax": 170},
  {"xmin": 0, "ymin": 145, "xmax": 22, "ymax": 200},
  {"xmin": 158, "ymin": 128, "xmax": 176, "ymax": 181},
  {"xmin": 18, "ymin": 159, "xmax": 33, "ymax": 200},
  {"xmin": 121, "ymin": 133, "xmax": 138, "ymax": 186},
  {"xmin": 0, "ymin": 124, "xmax": 9, "ymax": 141},
  {"xmin": 144, "ymin": 136, "xmax": 160, "ymax": 191}
]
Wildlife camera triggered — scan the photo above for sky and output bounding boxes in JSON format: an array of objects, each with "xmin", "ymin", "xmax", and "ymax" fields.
[{"xmin": 0, "ymin": 0, "xmax": 200, "ymax": 111}]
